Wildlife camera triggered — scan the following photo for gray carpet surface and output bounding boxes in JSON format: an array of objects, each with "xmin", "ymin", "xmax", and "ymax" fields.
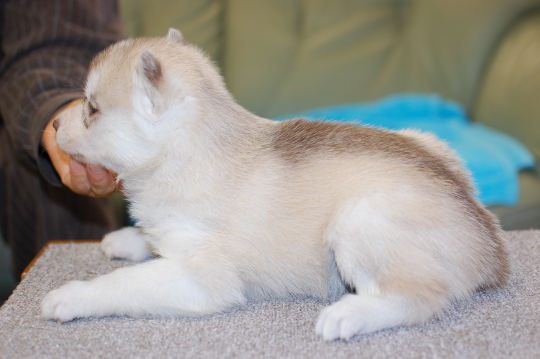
[{"xmin": 1, "ymin": 230, "xmax": 539, "ymax": 359}]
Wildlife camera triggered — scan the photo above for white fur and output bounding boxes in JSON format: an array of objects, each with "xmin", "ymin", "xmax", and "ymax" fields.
[
  {"xmin": 316, "ymin": 294, "xmax": 420, "ymax": 340},
  {"xmin": 41, "ymin": 258, "xmax": 243, "ymax": 322},
  {"xmin": 43, "ymin": 29, "xmax": 508, "ymax": 341},
  {"xmin": 101, "ymin": 227, "xmax": 152, "ymax": 262}
]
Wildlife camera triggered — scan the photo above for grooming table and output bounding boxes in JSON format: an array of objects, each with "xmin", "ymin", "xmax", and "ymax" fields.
[{"xmin": 1, "ymin": 231, "xmax": 540, "ymax": 358}]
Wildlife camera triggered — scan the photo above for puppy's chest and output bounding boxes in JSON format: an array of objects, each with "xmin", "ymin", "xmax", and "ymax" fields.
[
  {"xmin": 136, "ymin": 201, "xmax": 261, "ymax": 243},
  {"xmin": 139, "ymin": 214, "xmax": 213, "ymax": 251}
]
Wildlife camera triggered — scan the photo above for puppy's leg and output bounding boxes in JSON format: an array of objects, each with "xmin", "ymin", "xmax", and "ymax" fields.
[
  {"xmin": 316, "ymin": 293, "xmax": 430, "ymax": 340},
  {"xmin": 101, "ymin": 227, "xmax": 152, "ymax": 262},
  {"xmin": 41, "ymin": 256, "xmax": 245, "ymax": 322},
  {"xmin": 317, "ymin": 193, "xmax": 451, "ymax": 341}
]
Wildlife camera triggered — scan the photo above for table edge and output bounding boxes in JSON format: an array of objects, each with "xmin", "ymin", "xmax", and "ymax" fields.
[{"xmin": 21, "ymin": 240, "xmax": 101, "ymax": 281}]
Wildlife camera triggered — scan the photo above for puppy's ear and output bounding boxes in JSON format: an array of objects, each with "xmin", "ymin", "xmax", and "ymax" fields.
[
  {"xmin": 166, "ymin": 28, "xmax": 187, "ymax": 45},
  {"xmin": 141, "ymin": 50, "xmax": 162, "ymax": 87},
  {"xmin": 134, "ymin": 50, "xmax": 166, "ymax": 121}
]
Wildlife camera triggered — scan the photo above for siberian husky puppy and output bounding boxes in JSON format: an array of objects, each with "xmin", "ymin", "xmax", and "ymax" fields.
[{"xmin": 42, "ymin": 29, "xmax": 509, "ymax": 341}]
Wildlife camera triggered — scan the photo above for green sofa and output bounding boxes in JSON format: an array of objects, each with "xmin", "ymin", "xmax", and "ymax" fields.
[{"xmin": 122, "ymin": 0, "xmax": 540, "ymax": 230}]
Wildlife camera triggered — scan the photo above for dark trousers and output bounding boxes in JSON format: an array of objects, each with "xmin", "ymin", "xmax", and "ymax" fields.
[{"xmin": 0, "ymin": 127, "xmax": 116, "ymax": 279}]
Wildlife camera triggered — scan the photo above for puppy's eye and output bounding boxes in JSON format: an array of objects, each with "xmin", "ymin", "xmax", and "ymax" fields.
[{"xmin": 89, "ymin": 103, "xmax": 99, "ymax": 115}]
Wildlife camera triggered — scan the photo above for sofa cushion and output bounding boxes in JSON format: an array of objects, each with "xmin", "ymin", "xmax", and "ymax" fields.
[
  {"xmin": 474, "ymin": 11, "xmax": 540, "ymax": 161},
  {"xmin": 490, "ymin": 171, "xmax": 540, "ymax": 230},
  {"xmin": 221, "ymin": 0, "xmax": 540, "ymax": 117},
  {"xmin": 121, "ymin": 0, "xmax": 540, "ymax": 118},
  {"xmin": 120, "ymin": 0, "xmax": 224, "ymax": 62}
]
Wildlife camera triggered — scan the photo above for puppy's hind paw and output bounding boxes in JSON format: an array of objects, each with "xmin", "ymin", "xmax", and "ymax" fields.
[
  {"xmin": 316, "ymin": 295, "xmax": 365, "ymax": 341},
  {"xmin": 316, "ymin": 294, "xmax": 416, "ymax": 341},
  {"xmin": 101, "ymin": 227, "xmax": 152, "ymax": 262}
]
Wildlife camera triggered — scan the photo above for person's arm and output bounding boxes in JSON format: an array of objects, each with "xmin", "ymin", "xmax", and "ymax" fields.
[{"xmin": 0, "ymin": 0, "xmax": 124, "ymax": 188}]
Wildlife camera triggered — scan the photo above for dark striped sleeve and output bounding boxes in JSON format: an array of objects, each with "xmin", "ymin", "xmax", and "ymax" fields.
[{"xmin": 0, "ymin": 0, "xmax": 124, "ymax": 185}]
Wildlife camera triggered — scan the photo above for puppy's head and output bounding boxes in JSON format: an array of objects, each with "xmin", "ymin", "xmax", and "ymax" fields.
[{"xmin": 55, "ymin": 29, "xmax": 226, "ymax": 174}]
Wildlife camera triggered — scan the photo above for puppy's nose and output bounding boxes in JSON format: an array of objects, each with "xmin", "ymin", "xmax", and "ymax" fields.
[{"xmin": 52, "ymin": 119, "xmax": 60, "ymax": 131}]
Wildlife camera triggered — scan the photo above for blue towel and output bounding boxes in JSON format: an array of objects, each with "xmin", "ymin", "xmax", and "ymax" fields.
[{"xmin": 273, "ymin": 94, "xmax": 535, "ymax": 206}]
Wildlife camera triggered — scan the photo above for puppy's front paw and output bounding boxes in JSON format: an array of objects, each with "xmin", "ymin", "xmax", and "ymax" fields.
[
  {"xmin": 101, "ymin": 227, "xmax": 152, "ymax": 262},
  {"xmin": 41, "ymin": 280, "xmax": 95, "ymax": 323}
]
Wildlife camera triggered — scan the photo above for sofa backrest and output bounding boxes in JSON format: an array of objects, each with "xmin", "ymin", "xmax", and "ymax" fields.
[
  {"xmin": 120, "ymin": 0, "xmax": 536, "ymax": 114},
  {"xmin": 121, "ymin": 0, "xmax": 540, "ymax": 158}
]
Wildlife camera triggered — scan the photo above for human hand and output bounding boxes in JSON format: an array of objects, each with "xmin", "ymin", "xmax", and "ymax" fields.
[{"xmin": 42, "ymin": 99, "xmax": 120, "ymax": 198}]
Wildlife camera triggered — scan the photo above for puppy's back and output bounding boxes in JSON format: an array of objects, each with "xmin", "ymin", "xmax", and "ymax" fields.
[{"xmin": 268, "ymin": 119, "xmax": 509, "ymax": 293}]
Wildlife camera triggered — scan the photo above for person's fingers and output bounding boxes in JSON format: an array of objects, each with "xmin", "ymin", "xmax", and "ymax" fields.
[
  {"xmin": 86, "ymin": 164, "xmax": 118, "ymax": 197},
  {"xmin": 42, "ymin": 99, "xmax": 83, "ymax": 189},
  {"xmin": 42, "ymin": 118, "xmax": 74, "ymax": 187},
  {"xmin": 68, "ymin": 158, "xmax": 92, "ymax": 195}
]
